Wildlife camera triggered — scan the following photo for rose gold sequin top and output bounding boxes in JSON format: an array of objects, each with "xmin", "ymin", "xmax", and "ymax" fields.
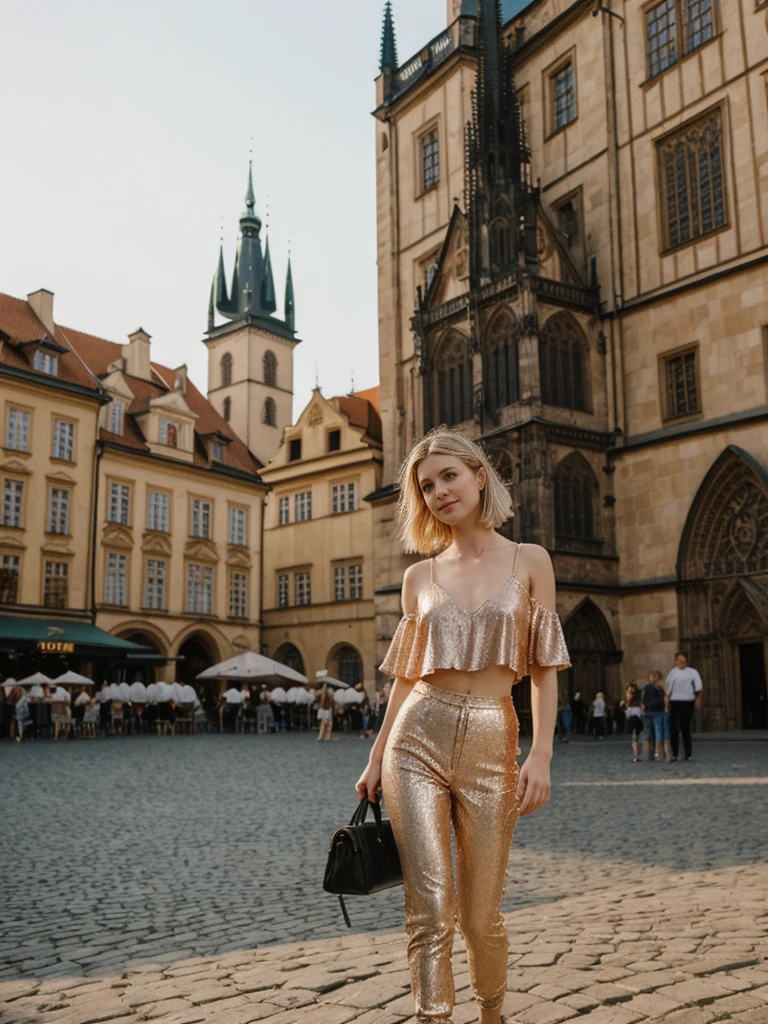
[{"xmin": 378, "ymin": 543, "xmax": 571, "ymax": 681}]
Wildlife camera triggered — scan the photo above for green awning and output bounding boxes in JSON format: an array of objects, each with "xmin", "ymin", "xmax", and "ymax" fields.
[{"xmin": 0, "ymin": 616, "xmax": 158, "ymax": 659}]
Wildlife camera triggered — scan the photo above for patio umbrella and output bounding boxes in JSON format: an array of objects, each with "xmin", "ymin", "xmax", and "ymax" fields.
[
  {"xmin": 17, "ymin": 671, "xmax": 53, "ymax": 687},
  {"xmin": 117, "ymin": 682, "xmax": 132, "ymax": 702},
  {"xmin": 29, "ymin": 685, "xmax": 45, "ymax": 698},
  {"xmin": 197, "ymin": 651, "xmax": 307, "ymax": 685},
  {"xmin": 53, "ymin": 670, "xmax": 94, "ymax": 687},
  {"xmin": 156, "ymin": 681, "xmax": 172, "ymax": 702},
  {"xmin": 170, "ymin": 682, "xmax": 184, "ymax": 703},
  {"xmin": 74, "ymin": 691, "xmax": 92, "ymax": 706},
  {"xmin": 223, "ymin": 687, "xmax": 244, "ymax": 703},
  {"xmin": 129, "ymin": 681, "xmax": 148, "ymax": 702},
  {"xmin": 268, "ymin": 686, "xmax": 287, "ymax": 703},
  {"xmin": 146, "ymin": 682, "xmax": 160, "ymax": 702},
  {"xmin": 286, "ymin": 686, "xmax": 302, "ymax": 702},
  {"xmin": 52, "ymin": 686, "xmax": 71, "ymax": 702},
  {"xmin": 343, "ymin": 689, "xmax": 365, "ymax": 704},
  {"xmin": 177, "ymin": 683, "xmax": 198, "ymax": 704},
  {"xmin": 107, "ymin": 683, "xmax": 121, "ymax": 700},
  {"xmin": 317, "ymin": 675, "xmax": 350, "ymax": 689}
]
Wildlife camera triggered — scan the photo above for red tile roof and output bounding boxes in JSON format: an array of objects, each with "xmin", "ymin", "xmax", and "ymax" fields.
[
  {"xmin": 335, "ymin": 389, "xmax": 382, "ymax": 444},
  {"xmin": 0, "ymin": 292, "xmax": 262, "ymax": 479}
]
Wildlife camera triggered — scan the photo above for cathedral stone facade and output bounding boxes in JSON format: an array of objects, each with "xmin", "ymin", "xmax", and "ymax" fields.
[{"xmin": 369, "ymin": 0, "xmax": 768, "ymax": 730}]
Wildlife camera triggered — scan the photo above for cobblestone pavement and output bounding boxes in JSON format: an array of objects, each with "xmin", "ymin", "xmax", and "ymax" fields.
[{"xmin": 1, "ymin": 733, "xmax": 767, "ymax": 1024}]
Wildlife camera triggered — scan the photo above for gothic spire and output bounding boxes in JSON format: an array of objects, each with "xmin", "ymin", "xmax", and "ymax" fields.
[
  {"xmin": 285, "ymin": 257, "xmax": 295, "ymax": 332},
  {"xmin": 261, "ymin": 236, "xmax": 277, "ymax": 315},
  {"xmin": 380, "ymin": 1, "xmax": 398, "ymax": 71}
]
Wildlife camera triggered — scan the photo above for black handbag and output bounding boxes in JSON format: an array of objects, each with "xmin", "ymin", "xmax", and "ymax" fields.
[{"xmin": 323, "ymin": 797, "xmax": 403, "ymax": 927}]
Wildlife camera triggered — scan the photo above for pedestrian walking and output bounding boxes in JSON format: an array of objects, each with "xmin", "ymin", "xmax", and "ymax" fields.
[
  {"xmin": 665, "ymin": 652, "xmax": 703, "ymax": 761},
  {"xmin": 317, "ymin": 682, "xmax": 333, "ymax": 742},
  {"xmin": 556, "ymin": 691, "xmax": 572, "ymax": 742},
  {"xmin": 591, "ymin": 691, "xmax": 606, "ymax": 739},
  {"xmin": 624, "ymin": 684, "xmax": 643, "ymax": 761},
  {"xmin": 641, "ymin": 671, "xmax": 665, "ymax": 761},
  {"xmin": 356, "ymin": 428, "xmax": 570, "ymax": 1024},
  {"xmin": 14, "ymin": 687, "xmax": 31, "ymax": 742}
]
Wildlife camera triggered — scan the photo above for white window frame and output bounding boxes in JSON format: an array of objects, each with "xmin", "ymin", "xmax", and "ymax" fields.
[
  {"xmin": 277, "ymin": 573, "xmax": 290, "ymax": 608},
  {"xmin": 144, "ymin": 558, "xmax": 166, "ymax": 610},
  {"xmin": 295, "ymin": 571, "xmax": 311, "ymax": 606},
  {"xmin": 47, "ymin": 487, "xmax": 70, "ymax": 534},
  {"xmin": 109, "ymin": 400, "xmax": 125, "ymax": 436},
  {"xmin": 3, "ymin": 479, "xmax": 23, "ymax": 528},
  {"xmin": 5, "ymin": 409, "xmax": 30, "ymax": 452},
  {"xmin": 228, "ymin": 506, "xmax": 247, "ymax": 546},
  {"xmin": 108, "ymin": 482, "xmax": 131, "ymax": 526},
  {"xmin": 52, "ymin": 419, "xmax": 75, "ymax": 461},
  {"xmin": 33, "ymin": 349, "xmax": 58, "ymax": 376},
  {"xmin": 334, "ymin": 566, "xmax": 346, "ymax": 601},
  {"xmin": 0, "ymin": 553, "xmax": 20, "ymax": 604},
  {"xmin": 44, "ymin": 560, "xmax": 69, "ymax": 608},
  {"xmin": 104, "ymin": 553, "xmax": 127, "ymax": 605},
  {"xmin": 278, "ymin": 495, "xmax": 290, "ymax": 525},
  {"xmin": 294, "ymin": 491, "xmax": 312, "ymax": 522},
  {"xmin": 331, "ymin": 481, "xmax": 358, "ymax": 515},
  {"xmin": 229, "ymin": 571, "xmax": 248, "ymax": 618},
  {"xmin": 191, "ymin": 498, "xmax": 212, "ymax": 539},
  {"xmin": 147, "ymin": 490, "xmax": 170, "ymax": 532},
  {"xmin": 160, "ymin": 418, "xmax": 181, "ymax": 448},
  {"xmin": 348, "ymin": 563, "xmax": 363, "ymax": 600},
  {"xmin": 186, "ymin": 563, "xmax": 213, "ymax": 614}
]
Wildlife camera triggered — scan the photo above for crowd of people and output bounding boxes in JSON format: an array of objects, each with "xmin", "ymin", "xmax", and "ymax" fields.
[
  {"xmin": 0, "ymin": 678, "xmax": 392, "ymax": 742},
  {"xmin": 557, "ymin": 652, "xmax": 704, "ymax": 761}
]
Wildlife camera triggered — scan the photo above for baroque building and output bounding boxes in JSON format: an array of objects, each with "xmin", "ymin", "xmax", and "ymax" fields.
[
  {"xmin": 369, "ymin": 0, "xmax": 768, "ymax": 729},
  {"xmin": 260, "ymin": 387, "xmax": 383, "ymax": 696},
  {"xmin": 0, "ymin": 288, "xmax": 268, "ymax": 689}
]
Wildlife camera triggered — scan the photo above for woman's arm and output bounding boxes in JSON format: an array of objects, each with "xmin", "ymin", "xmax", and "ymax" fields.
[
  {"xmin": 518, "ymin": 545, "xmax": 559, "ymax": 817},
  {"xmin": 356, "ymin": 564, "xmax": 420, "ymax": 803}
]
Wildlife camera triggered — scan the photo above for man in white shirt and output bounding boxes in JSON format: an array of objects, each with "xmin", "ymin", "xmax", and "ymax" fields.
[{"xmin": 665, "ymin": 652, "xmax": 703, "ymax": 761}]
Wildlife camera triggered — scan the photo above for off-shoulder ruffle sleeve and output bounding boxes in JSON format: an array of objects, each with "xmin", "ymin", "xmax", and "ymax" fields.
[
  {"xmin": 528, "ymin": 599, "xmax": 571, "ymax": 672},
  {"xmin": 378, "ymin": 613, "xmax": 426, "ymax": 680}
]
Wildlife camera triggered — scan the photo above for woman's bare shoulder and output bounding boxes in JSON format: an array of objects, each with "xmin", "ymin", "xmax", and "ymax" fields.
[{"xmin": 401, "ymin": 558, "xmax": 432, "ymax": 614}]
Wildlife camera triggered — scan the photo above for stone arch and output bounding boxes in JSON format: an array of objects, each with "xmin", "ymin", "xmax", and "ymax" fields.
[
  {"xmin": 274, "ymin": 642, "xmax": 305, "ymax": 677},
  {"xmin": 327, "ymin": 642, "xmax": 363, "ymax": 687},
  {"xmin": 484, "ymin": 307, "xmax": 519, "ymax": 410},
  {"xmin": 263, "ymin": 350, "xmax": 277, "ymax": 387},
  {"xmin": 553, "ymin": 452, "xmax": 601, "ymax": 550},
  {"xmin": 112, "ymin": 622, "xmax": 170, "ymax": 685},
  {"xmin": 172, "ymin": 627, "xmax": 224, "ymax": 702},
  {"xmin": 539, "ymin": 311, "xmax": 589, "ymax": 412},
  {"xmin": 676, "ymin": 446, "xmax": 768, "ymax": 730},
  {"xmin": 678, "ymin": 446, "xmax": 768, "ymax": 582},
  {"xmin": 562, "ymin": 598, "xmax": 620, "ymax": 707},
  {"xmin": 262, "ymin": 396, "xmax": 276, "ymax": 427},
  {"xmin": 428, "ymin": 329, "xmax": 472, "ymax": 427}
]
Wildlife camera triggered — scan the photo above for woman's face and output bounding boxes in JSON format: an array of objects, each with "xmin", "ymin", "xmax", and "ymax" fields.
[{"xmin": 417, "ymin": 453, "xmax": 486, "ymax": 527}]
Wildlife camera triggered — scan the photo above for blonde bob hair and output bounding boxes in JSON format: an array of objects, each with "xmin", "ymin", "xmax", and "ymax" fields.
[{"xmin": 397, "ymin": 427, "xmax": 515, "ymax": 554}]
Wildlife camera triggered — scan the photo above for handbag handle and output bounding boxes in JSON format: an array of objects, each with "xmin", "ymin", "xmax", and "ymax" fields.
[{"xmin": 349, "ymin": 796, "xmax": 385, "ymax": 840}]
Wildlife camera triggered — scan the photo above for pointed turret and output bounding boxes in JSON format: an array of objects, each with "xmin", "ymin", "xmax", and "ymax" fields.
[
  {"xmin": 284, "ymin": 257, "xmax": 295, "ymax": 332},
  {"xmin": 261, "ymin": 236, "xmax": 277, "ymax": 315},
  {"xmin": 380, "ymin": 1, "xmax": 398, "ymax": 71}
]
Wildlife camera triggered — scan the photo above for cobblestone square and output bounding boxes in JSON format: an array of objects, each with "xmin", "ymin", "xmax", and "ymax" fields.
[{"xmin": 1, "ymin": 733, "xmax": 767, "ymax": 1023}]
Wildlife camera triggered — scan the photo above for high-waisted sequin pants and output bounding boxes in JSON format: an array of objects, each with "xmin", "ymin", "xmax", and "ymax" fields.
[{"xmin": 381, "ymin": 679, "xmax": 520, "ymax": 1023}]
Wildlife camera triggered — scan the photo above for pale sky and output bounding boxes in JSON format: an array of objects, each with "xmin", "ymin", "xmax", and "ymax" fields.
[{"xmin": 1, "ymin": 0, "xmax": 447, "ymax": 417}]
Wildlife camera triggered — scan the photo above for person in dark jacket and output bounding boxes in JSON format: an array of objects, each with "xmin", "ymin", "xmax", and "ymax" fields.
[{"xmin": 641, "ymin": 671, "xmax": 666, "ymax": 761}]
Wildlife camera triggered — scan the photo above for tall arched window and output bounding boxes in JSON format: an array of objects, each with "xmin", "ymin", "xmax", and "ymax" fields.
[
  {"xmin": 220, "ymin": 352, "xmax": 232, "ymax": 387},
  {"xmin": 336, "ymin": 645, "xmax": 363, "ymax": 687},
  {"xmin": 489, "ymin": 218, "xmax": 510, "ymax": 272},
  {"xmin": 262, "ymin": 397, "xmax": 276, "ymax": 427},
  {"xmin": 275, "ymin": 642, "xmax": 304, "ymax": 676},
  {"xmin": 484, "ymin": 309, "xmax": 519, "ymax": 410},
  {"xmin": 263, "ymin": 350, "xmax": 277, "ymax": 387},
  {"xmin": 554, "ymin": 454, "xmax": 600, "ymax": 547},
  {"xmin": 434, "ymin": 331, "xmax": 472, "ymax": 426},
  {"xmin": 222, "ymin": 397, "xmax": 231, "ymax": 422},
  {"xmin": 539, "ymin": 312, "xmax": 589, "ymax": 411}
]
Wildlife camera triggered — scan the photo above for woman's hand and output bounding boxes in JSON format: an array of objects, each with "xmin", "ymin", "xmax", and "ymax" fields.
[
  {"xmin": 517, "ymin": 751, "xmax": 551, "ymax": 816},
  {"xmin": 355, "ymin": 757, "xmax": 382, "ymax": 803}
]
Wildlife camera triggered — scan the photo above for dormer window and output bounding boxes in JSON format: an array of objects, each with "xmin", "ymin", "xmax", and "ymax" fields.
[
  {"xmin": 289, "ymin": 438, "xmax": 302, "ymax": 461},
  {"xmin": 33, "ymin": 349, "xmax": 58, "ymax": 376},
  {"xmin": 213, "ymin": 441, "xmax": 224, "ymax": 461},
  {"xmin": 109, "ymin": 400, "xmax": 125, "ymax": 436},
  {"xmin": 160, "ymin": 419, "xmax": 179, "ymax": 448}
]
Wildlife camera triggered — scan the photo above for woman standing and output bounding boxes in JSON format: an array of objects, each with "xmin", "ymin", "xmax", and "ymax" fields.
[
  {"xmin": 317, "ymin": 682, "xmax": 333, "ymax": 742},
  {"xmin": 591, "ymin": 691, "xmax": 606, "ymax": 739},
  {"xmin": 624, "ymin": 683, "xmax": 643, "ymax": 762},
  {"xmin": 356, "ymin": 429, "xmax": 570, "ymax": 1024}
]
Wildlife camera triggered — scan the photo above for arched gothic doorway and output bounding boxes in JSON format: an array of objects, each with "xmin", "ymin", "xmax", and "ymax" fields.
[
  {"xmin": 562, "ymin": 598, "xmax": 621, "ymax": 709},
  {"xmin": 274, "ymin": 642, "xmax": 305, "ymax": 677},
  {"xmin": 678, "ymin": 446, "xmax": 768, "ymax": 729},
  {"xmin": 115, "ymin": 631, "xmax": 164, "ymax": 685}
]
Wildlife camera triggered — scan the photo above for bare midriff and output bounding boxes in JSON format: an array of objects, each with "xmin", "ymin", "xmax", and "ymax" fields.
[{"xmin": 421, "ymin": 665, "xmax": 520, "ymax": 698}]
